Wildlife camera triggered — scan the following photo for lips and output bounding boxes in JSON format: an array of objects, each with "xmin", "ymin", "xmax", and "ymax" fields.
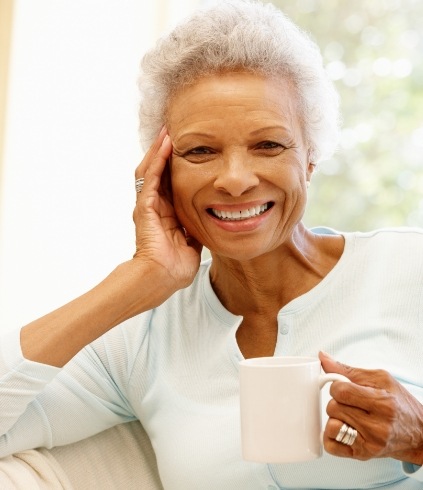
[{"xmin": 208, "ymin": 202, "xmax": 272, "ymax": 221}]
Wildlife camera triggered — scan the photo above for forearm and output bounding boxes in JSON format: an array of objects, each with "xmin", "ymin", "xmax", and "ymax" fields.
[{"xmin": 21, "ymin": 259, "xmax": 175, "ymax": 367}]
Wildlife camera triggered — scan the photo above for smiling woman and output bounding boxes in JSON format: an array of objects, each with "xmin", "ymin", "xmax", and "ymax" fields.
[
  {"xmin": 168, "ymin": 73, "xmax": 313, "ymax": 260},
  {"xmin": 0, "ymin": 1, "xmax": 422, "ymax": 489}
]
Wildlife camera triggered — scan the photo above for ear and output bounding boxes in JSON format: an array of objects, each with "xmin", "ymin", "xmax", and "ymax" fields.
[
  {"xmin": 306, "ymin": 161, "xmax": 316, "ymax": 186},
  {"xmin": 305, "ymin": 147, "xmax": 315, "ymax": 181}
]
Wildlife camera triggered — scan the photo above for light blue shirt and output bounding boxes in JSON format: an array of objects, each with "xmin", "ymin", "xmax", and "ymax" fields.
[{"xmin": 0, "ymin": 228, "xmax": 422, "ymax": 488}]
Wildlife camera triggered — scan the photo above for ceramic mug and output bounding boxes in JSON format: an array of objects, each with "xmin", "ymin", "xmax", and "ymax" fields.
[{"xmin": 239, "ymin": 356, "xmax": 349, "ymax": 463}]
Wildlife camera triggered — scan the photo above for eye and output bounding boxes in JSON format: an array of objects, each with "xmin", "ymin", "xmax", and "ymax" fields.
[
  {"xmin": 256, "ymin": 141, "xmax": 283, "ymax": 150},
  {"xmin": 186, "ymin": 146, "xmax": 214, "ymax": 155},
  {"xmin": 253, "ymin": 140, "xmax": 286, "ymax": 156},
  {"xmin": 179, "ymin": 146, "xmax": 217, "ymax": 164}
]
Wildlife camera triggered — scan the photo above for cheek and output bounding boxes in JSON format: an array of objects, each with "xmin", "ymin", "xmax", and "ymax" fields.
[
  {"xmin": 170, "ymin": 160, "xmax": 211, "ymax": 205},
  {"xmin": 170, "ymin": 164, "xmax": 213, "ymax": 239}
]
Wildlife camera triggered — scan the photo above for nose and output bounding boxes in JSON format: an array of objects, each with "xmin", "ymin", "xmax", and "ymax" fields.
[{"xmin": 213, "ymin": 153, "xmax": 259, "ymax": 196}]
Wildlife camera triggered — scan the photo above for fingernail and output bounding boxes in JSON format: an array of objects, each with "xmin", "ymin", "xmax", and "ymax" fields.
[
  {"xmin": 159, "ymin": 125, "xmax": 167, "ymax": 137},
  {"xmin": 320, "ymin": 351, "xmax": 333, "ymax": 358},
  {"xmin": 161, "ymin": 135, "xmax": 171, "ymax": 147}
]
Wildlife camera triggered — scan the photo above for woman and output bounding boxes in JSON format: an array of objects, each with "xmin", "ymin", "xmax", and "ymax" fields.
[{"xmin": 1, "ymin": 1, "xmax": 422, "ymax": 488}]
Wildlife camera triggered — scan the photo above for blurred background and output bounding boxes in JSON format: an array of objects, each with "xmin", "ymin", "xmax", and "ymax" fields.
[
  {"xmin": 278, "ymin": 0, "xmax": 423, "ymax": 231},
  {"xmin": 0, "ymin": 0, "xmax": 422, "ymax": 332}
]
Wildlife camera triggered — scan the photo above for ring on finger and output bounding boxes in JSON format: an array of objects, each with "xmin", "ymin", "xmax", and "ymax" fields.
[
  {"xmin": 336, "ymin": 423, "xmax": 358, "ymax": 446},
  {"xmin": 135, "ymin": 177, "xmax": 145, "ymax": 193},
  {"xmin": 342, "ymin": 427, "xmax": 357, "ymax": 446}
]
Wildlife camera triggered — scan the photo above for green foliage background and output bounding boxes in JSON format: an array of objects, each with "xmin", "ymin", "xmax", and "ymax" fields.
[{"xmin": 270, "ymin": 0, "xmax": 423, "ymax": 231}]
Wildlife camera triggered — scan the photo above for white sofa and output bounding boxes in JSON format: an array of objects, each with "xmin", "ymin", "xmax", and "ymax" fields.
[{"xmin": 0, "ymin": 421, "xmax": 163, "ymax": 489}]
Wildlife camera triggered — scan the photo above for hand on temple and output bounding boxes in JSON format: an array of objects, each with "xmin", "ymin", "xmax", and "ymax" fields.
[
  {"xmin": 20, "ymin": 130, "xmax": 202, "ymax": 368},
  {"xmin": 132, "ymin": 127, "xmax": 202, "ymax": 294}
]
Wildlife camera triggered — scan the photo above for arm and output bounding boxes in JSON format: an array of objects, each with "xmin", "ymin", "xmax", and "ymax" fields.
[
  {"xmin": 0, "ymin": 128, "xmax": 202, "ymax": 454},
  {"xmin": 0, "ymin": 328, "xmax": 137, "ymax": 456},
  {"xmin": 20, "ymin": 259, "xmax": 171, "ymax": 367},
  {"xmin": 20, "ymin": 128, "xmax": 201, "ymax": 368}
]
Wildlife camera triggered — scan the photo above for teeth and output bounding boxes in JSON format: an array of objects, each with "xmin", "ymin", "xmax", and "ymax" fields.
[{"xmin": 211, "ymin": 203, "xmax": 269, "ymax": 221}]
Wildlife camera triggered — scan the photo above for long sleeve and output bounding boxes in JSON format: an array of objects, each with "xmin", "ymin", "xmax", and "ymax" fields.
[{"xmin": 0, "ymin": 326, "xmax": 137, "ymax": 457}]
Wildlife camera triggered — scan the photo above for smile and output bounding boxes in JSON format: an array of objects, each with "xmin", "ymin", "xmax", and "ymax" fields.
[{"xmin": 208, "ymin": 203, "xmax": 272, "ymax": 221}]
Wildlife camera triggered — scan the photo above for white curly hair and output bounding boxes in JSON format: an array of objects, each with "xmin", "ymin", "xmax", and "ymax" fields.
[{"xmin": 138, "ymin": 0, "xmax": 340, "ymax": 163}]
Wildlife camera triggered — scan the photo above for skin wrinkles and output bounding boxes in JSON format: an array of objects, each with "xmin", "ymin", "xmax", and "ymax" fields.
[
  {"xmin": 168, "ymin": 74, "xmax": 308, "ymax": 251},
  {"xmin": 166, "ymin": 72, "xmax": 344, "ymax": 329},
  {"xmin": 172, "ymin": 124, "xmax": 298, "ymax": 156}
]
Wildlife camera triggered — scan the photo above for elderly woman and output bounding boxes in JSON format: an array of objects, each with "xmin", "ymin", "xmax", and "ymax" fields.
[{"xmin": 0, "ymin": 1, "xmax": 422, "ymax": 489}]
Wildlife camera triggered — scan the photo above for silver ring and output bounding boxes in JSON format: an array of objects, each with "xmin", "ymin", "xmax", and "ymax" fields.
[
  {"xmin": 335, "ymin": 423, "xmax": 348, "ymax": 442},
  {"xmin": 336, "ymin": 423, "xmax": 358, "ymax": 446},
  {"xmin": 135, "ymin": 177, "xmax": 145, "ymax": 193}
]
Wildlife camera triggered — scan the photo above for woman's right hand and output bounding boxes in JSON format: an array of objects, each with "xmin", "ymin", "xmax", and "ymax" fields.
[
  {"xmin": 131, "ymin": 127, "xmax": 202, "ymax": 297},
  {"xmin": 20, "ymin": 128, "xmax": 202, "ymax": 367}
]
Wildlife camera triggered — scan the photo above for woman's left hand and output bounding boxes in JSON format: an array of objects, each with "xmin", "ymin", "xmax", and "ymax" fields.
[{"xmin": 320, "ymin": 351, "xmax": 423, "ymax": 466}]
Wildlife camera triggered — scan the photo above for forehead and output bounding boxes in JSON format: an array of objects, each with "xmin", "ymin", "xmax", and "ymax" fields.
[{"xmin": 166, "ymin": 72, "xmax": 303, "ymax": 136}]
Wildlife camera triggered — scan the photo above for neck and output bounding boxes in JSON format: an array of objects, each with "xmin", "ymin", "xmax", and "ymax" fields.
[{"xmin": 209, "ymin": 225, "xmax": 344, "ymax": 316}]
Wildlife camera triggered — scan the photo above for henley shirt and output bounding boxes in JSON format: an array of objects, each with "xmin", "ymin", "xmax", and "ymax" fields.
[{"xmin": 0, "ymin": 227, "xmax": 422, "ymax": 489}]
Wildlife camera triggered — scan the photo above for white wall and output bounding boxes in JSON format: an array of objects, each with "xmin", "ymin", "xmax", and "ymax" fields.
[{"xmin": 0, "ymin": 0, "xmax": 199, "ymax": 332}]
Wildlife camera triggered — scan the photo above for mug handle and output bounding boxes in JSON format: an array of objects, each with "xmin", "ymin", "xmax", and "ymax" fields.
[
  {"xmin": 318, "ymin": 373, "xmax": 351, "ymax": 445},
  {"xmin": 319, "ymin": 372, "xmax": 350, "ymax": 389}
]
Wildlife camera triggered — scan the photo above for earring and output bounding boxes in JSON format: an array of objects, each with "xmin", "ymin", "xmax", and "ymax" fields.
[{"xmin": 306, "ymin": 181, "xmax": 311, "ymax": 189}]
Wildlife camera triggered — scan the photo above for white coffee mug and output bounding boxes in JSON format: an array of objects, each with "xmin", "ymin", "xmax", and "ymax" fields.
[{"xmin": 239, "ymin": 356, "xmax": 349, "ymax": 463}]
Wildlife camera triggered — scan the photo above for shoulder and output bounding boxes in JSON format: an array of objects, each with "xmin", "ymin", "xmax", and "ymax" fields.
[
  {"xmin": 313, "ymin": 225, "xmax": 423, "ymax": 249},
  {"xmin": 313, "ymin": 226, "xmax": 423, "ymax": 277},
  {"xmin": 353, "ymin": 226, "xmax": 423, "ymax": 241},
  {"xmin": 349, "ymin": 227, "xmax": 423, "ymax": 255},
  {"xmin": 343, "ymin": 227, "xmax": 423, "ymax": 281},
  {"xmin": 313, "ymin": 225, "xmax": 423, "ymax": 240}
]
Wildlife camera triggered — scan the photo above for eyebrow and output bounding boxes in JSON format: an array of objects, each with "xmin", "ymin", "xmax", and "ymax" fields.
[
  {"xmin": 248, "ymin": 125, "xmax": 290, "ymax": 135},
  {"xmin": 176, "ymin": 132, "xmax": 214, "ymax": 140},
  {"xmin": 175, "ymin": 125, "xmax": 290, "ymax": 141}
]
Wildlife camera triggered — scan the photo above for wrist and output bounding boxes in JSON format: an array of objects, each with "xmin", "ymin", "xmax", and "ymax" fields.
[{"xmin": 105, "ymin": 259, "xmax": 180, "ymax": 319}]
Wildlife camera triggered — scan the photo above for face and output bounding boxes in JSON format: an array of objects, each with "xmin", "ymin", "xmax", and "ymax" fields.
[{"xmin": 167, "ymin": 72, "xmax": 314, "ymax": 261}]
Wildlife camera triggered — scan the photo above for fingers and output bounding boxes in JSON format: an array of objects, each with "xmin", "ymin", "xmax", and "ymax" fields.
[
  {"xmin": 320, "ymin": 351, "xmax": 397, "ymax": 391},
  {"xmin": 135, "ymin": 128, "xmax": 173, "ymax": 201},
  {"xmin": 324, "ymin": 418, "xmax": 364, "ymax": 459},
  {"xmin": 135, "ymin": 126, "xmax": 167, "ymax": 180},
  {"xmin": 133, "ymin": 128, "xmax": 174, "ymax": 237},
  {"xmin": 321, "ymin": 352, "xmax": 398, "ymax": 434},
  {"xmin": 326, "ymin": 395, "xmax": 372, "ymax": 446},
  {"xmin": 324, "ymin": 408, "xmax": 396, "ymax": 461},
  {"xmin": 320, "ymin": 351, "xmax": 365, "ymax": 382},
  {"xmin": 319, "ymin": 352, "xmax": 422, "ymax": 462},
  {"xmin": 329, "ymin": 381, "xmax": 378, "ymax": 413}
]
